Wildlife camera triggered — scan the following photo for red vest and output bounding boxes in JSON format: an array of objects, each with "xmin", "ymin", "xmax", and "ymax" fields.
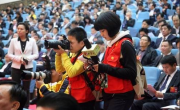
[
  {"xmin": 103, "ymin": 38, "xmax": 134, "ymax": 94},
  {"xmin": 68, "ymin": 55, "xmax": 95, "ymax": 103}
]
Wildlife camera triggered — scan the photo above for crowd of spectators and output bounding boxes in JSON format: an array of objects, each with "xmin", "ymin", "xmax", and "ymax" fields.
[{"xmin": 0, "ymin": 0, "xmax": 179, "ymax": 109}]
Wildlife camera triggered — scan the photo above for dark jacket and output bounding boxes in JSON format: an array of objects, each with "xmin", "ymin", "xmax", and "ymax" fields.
[
  {"xmin": 136, "ymin": 46, "xmax": 157, "ymax": 66},
  {"xmin": 0, "ymin": 62, "xmax": 12, "ymax": 77},
  {"xmin": 153, "ymin": 53, "xmax": 173, "ymax": 67},
  {"xmin": 155, "ymin": 35, "xmax": 177, "ymax": 49},
  {"xmin": 154, "ymin": 70, "xmax": 180, "ymax": 100},
  {"xmin": 122, "ymin": 18, "xmax": 135, "ymax": 30}
]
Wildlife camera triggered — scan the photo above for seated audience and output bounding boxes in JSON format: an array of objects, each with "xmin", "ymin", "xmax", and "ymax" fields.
[
  {"xmin": 122, "ymin": 11, "xmax": 135, "ymax": 31},
  {"xmin": 155, "ymin": 24, "xmax": 177, "ymax": 49},
  {"xmin": 137, "ymin": 35, "xmax": 157, "ymax": 66},
  {"xmin": 88, "ymin": 27, "xmax": 102, "ymax": 43},
  {"xmin": 153, "ymin": 40, "xmax": 173, "ymax": 69},
  {"xmin": 0, "ymin": 54, "xmax": 12, "ymax": 77},
  {"xmin": 131, "ymin": 55, "xmax": 180, "ymax": 110}
]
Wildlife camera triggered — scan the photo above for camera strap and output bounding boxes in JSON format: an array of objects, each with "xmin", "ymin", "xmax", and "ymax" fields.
[{"xmin": 72, "ymin": 49, "xmax": 95, "ymax": 91}]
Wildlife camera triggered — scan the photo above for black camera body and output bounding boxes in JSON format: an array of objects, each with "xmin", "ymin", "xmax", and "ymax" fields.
[
  {"xmin": 22, "ymin": 55, "xmax": 52, "ymax": 83},
  {"xmin": 44, "ymin": 40, "xmax": 70, "ymax": 49}
]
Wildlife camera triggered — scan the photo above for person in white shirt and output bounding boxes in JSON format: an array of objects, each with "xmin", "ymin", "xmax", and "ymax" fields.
[{"xmin": 172, "ymin": 15, "xmax": 180, "ymax": 37}]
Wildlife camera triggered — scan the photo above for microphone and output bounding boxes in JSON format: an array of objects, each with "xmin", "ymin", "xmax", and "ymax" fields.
[{"xmin": 82, "ymin": 38, "xmax": 100, "ymax": 57}]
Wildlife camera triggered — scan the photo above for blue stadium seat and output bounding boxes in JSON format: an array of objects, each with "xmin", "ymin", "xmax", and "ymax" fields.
[
  {"xmin": 22, "ymin": 14, "xmax": 29, "ymax": 22},
  {"xmin": 133, "ymin": 20, "xmax": 142, "ymax": 30},
  {"xmin": 2, "ymin": 59, "xmax": 5, "ymax": 63},
  {"xmin": 73, "ymin": 1, "xmax": 81, "ymax": 9},
  {"xmin": 138, "ymin": 12, "xmax": 150, "ymax": 22},
  {"xmin": 171, "ymin": 49, "xmax": 178, "ymax": 55},
  {"xmin": 150, "ymin": 36, "xmax": 158, "ymax": 43},
  {"xmin": 3, "ymin": 28, "xmax": 8, "ymax": 35},
  {"xmin": 131, "ymin": 12, "xmax": 136, "ymax": 19},
  {"xmin": 41, "ymin": 48, "xmax": 47, "ymax": 53},
  {"xmin": 155, "ymin": 49, "xmax": 161, "ymax": 56},
  {"xmin": 65, "ymin": 11, "xmax": 75, "ymax": 19},
  {"xmin": 143, "ymin": 66, "xmax": 161, "ymax": 86},
  {"xmin": 132, "ymin": 37, "xmax": 140, "ymax": 49},
  {"xmin": 127, "ymin": 5, "xmax": 137, "ymax": 9},
  {"xmin": 30, "ymin": 61, "xmax": 37, "ymax": 94},
  {"xmin": 3, "ymin": 48, "xmax": 8, "ymax": 55},
  {"xmin": 5, "ymin": 21, "xmax": 10, "ymax": 30},
  {"xmin": 2, "ymin": 40, "xmax": 9, "ymax": 45},
  {"xmin": 128, "ymin": 27, "xmax": 139, "ymax": 37},
  {"xmin": 166, "ymin": 9, "xmax": 175, "ymax": 16},
  {"xmin": 85, "ymin": 24, "xmax": 94, "ymax": 33}
]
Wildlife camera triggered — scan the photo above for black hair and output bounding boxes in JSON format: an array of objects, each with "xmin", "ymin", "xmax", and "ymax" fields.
[
  {"xmin": 17, "ymin": 22, "xmax": 29, "ymax": 36},
  {"xmin": 71, "ymin": 21, "xmax": 79, "ymax": 25},
  {"xmin": 162, "ymin": 40, "xmax": 172, "ymax": 46},
  {"xmin": 141, "ymin": 35, "xmax": 151, "ymax": 42},
  {"xmin": 37, "ymin": 93, "xmax": 81, "ymax": 110},
  {"xmin": 161, "ymin": 55, "xmax": 177, "ymax": 66},
  {"xmin": 143, "ymin": 19, "xmax": 151, "ymax": 26},
  {"xmin": 176, "ymin": 38, "xmax": 180, "ymax": 46},
  {"xmin": 0, "ymin": 80, "xmax": 27, "ymax": 110},
  {"xmin": 156, "ymin": 13, "xmax": 164, "ymax": 18},
  {"xmin": 16, "ymin": 11, "xmax": 22, "ymax": 17},
  {"xmin": 161, "ymin": 23, "xmax": 172, "ymax": 30},
  {"xmin": 157, "ymin": 19, "xmax": 166, "ymax": 24},
  {"xmin": 64, "ymin": 17, "xmax": 70, "ymax": 20},
  {"xmin": 53, "ymin": 27, "xmax": 59, "ymax": 32},
  {"xmin": 83, "ymin": 16, "xmax": 93, "ymax": 25},
  {"xmin": 48, "ymin": 22, "xmax": 53, "ymax": 27},
  {"xmin": 67, "ymin": 27, "xmax": 87, "ymax": 43},
  {"xmin": 139, "ymin": 28, "xmax": 149, "ymax": 34},
  {"xmin": 151, "ymin": 3, "xmax": 156, "ymax": 7},
  {"xmin": 94, "ymin": 11, "xmax": 121, "ymax": 37},
  {"xmin": 60, "ymin": 34, "xmax": 67, "ymax": 40}
]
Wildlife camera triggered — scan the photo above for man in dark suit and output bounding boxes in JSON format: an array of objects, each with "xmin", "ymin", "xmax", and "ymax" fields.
[
  {"xmin": 155, "ymin": 24, "xmax": 177, "ymax": 49},
  {"xmin": 153, "ymin": 40, "xmax": 173, "ymax": 69},
  {"xmin": 0, "ymin": 54, "xmax": 12, "ymax": 77},
  {"xmin": 153, "ymin": 13, "xmax": 165, "ymax": 28},
  {"xmin": 136, "ymin": 35, "xmax": 157, "ymax": 66},
  {"xmin": 4, "ymin": 28, "xmax": 14, "ymax": 40},
  {"xmin": 88, "ymin": 27, "xmax": 103, "ymax": 44},
  {"xmin": 122, "ymin": 11, "xmax": 135, "ymax": 31},
  {"xmin": 136, "ymin": 2, "xmax": 147, "ymax": 18},
  {"xmin": 149, "ymin": 3, "xmax": 160, "ymax": 26},
  {"xmin": 131, "ymin": 55, "xmax": 180, "ymax": 110}
]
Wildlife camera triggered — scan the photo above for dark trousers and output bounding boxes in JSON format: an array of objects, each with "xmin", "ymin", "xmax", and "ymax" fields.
[
  {"xmin": 11, "ymin": 67, "xmax": 32, "ymax": 108},
  {"xmin": 79, "ymin": 100, "xmax": 95, "ymax": 110},
  {"xmin": 131, "ymin": 98, "xmax": 170, "ymax": 110},
  {"xmin": 104, "ymin": 91, "xmax": 135, "ymax": 110}
]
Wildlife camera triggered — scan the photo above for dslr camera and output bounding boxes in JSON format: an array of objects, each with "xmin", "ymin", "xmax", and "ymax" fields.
[
  {"xmin": 44, "ymin": 39, "xmax": 70, "ymax": 49},
  {"xmin": 22, "ymin": 54, "xmax": 52, "ymax": 83}
]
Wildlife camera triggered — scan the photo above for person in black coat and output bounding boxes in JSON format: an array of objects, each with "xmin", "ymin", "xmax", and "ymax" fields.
[
  {"xmin": 153, "ymin": 40, "xmax": 173, "ymax": 68},
  {"xmin": 136, "ymin": 35, "xmax": 157, "ymax": 66},
  {"xmin": 15, "ymin": 11, "xmax": 23, "ymax": 23},
  {"xmin": 0, "ymin": 54, "xmax": 12, "ymax": 77},
  {"xmin": 155, "ymin": 24, "xmax": 177, "ymax": 49},
  {"xmin": 149, "ymin": 3, "xmax": 160, "ymax": 26},
  {"xmin": 122, "ymin": 11, "xmax": 135, "ymax": 31}
]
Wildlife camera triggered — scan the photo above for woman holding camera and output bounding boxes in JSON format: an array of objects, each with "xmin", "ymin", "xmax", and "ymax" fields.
[
  {"xmin": 8, "ymin": 22, "xmax": 38, "ymax": 108},
  {"xmin": 93, "ymin": 11, "xmax": 137, "ymax": 110}
]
